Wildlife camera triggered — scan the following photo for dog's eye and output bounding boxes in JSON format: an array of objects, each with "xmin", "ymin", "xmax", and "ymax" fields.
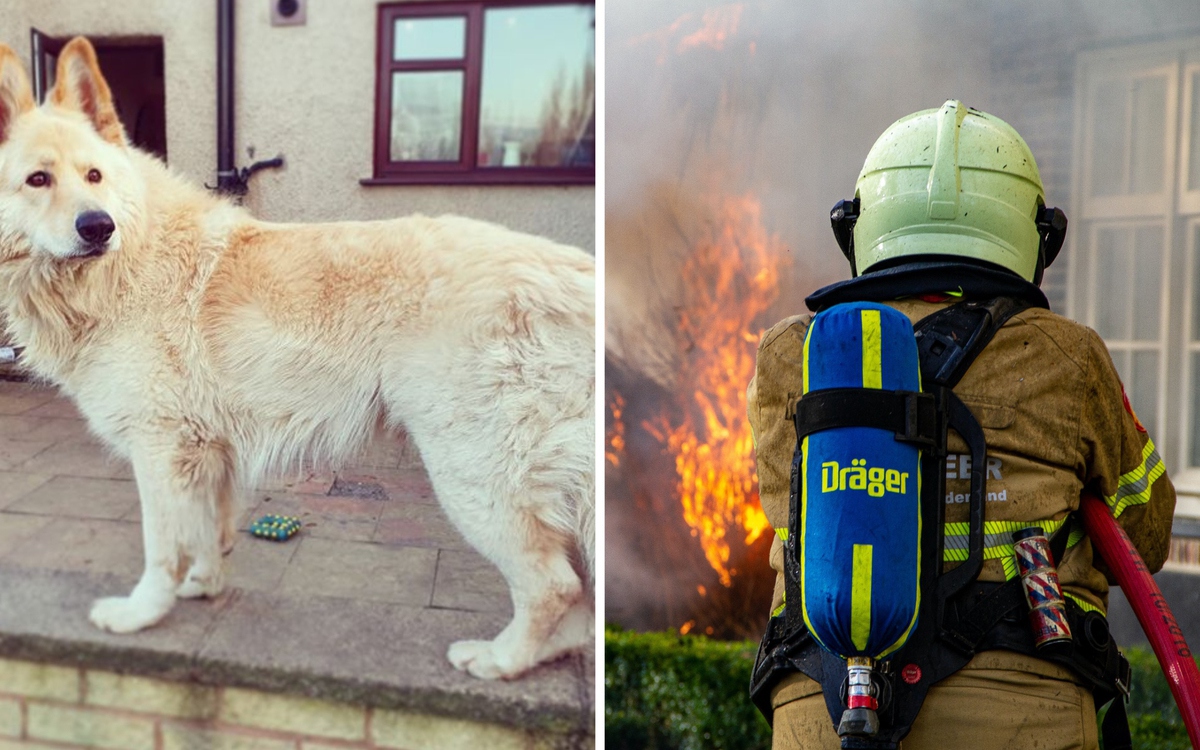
[
  {"xmin": 25, "ymin": 171, "xmax": 50, "ymax": 188},
  {"xmin": 87, "ymin": 169, "xmax": 102, "ymax": 184}
]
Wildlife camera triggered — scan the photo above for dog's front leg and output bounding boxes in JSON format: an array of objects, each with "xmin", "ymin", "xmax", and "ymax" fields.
[{"xmin": 90, "ymin": 436, "xmax": 229, "ymax": 633}]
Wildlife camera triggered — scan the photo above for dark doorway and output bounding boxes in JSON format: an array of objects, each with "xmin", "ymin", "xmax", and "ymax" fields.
[{"xmin": 30, "ymin": 31, "xmax": 167, "ymax": 161}]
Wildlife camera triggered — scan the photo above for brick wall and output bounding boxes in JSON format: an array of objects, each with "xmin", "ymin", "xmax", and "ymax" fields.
[{"xmin": 0, "ymin": 658, "xmax": 573, "ymax": 750}]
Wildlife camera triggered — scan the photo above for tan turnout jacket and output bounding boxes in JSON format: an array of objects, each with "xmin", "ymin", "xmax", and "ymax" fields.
[{"xmin": 749, "ymin": 298, "xmax": 1176, "ymax": 625}]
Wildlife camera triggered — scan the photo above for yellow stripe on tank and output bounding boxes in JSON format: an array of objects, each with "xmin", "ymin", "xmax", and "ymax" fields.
[
  {"xmin": 851, "ymin": 544, "xmax": 873, "ymax": 651},
  {"xmin": 861, "ymin": 309, "xmax": 883, "ymax": 389}
]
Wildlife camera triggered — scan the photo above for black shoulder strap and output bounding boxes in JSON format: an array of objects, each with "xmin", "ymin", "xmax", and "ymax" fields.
[{"xmin": 914, "ymin": 296, "xmax": 1031, "ymax": 388}]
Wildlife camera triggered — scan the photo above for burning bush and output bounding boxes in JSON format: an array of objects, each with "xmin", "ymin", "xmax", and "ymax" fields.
[{"xmin": 607, "ymin": 180, "xmax": 792, "ymax": 639}]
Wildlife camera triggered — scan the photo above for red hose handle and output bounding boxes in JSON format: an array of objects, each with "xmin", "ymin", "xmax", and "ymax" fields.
[{"xmin": 1079, "ymin": 491, "xmax": 1200, "ymax": 746}]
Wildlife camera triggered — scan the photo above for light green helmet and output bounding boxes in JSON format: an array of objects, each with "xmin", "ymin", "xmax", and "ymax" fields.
[{"xmin": 831, "ymin": 100, "xmax": 1066, "ymax": 284}]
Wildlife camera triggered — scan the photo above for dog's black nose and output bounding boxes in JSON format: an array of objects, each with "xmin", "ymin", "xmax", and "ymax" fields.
[{"xmin": 76, "ymin": 211, "xmax": 115, "ymax": 245}]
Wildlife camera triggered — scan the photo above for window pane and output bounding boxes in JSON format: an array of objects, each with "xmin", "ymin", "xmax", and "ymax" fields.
[
  {"xmin": 1130, "ymin": 76, "xmax": 1167, "ymax": 194},
  {"xmin": 1093, "ymin": 226, "xmax": 1132, "ymax": 340},
  {"xmin": 1131, "ymin": 350, "xmax": 1159, "ymax": 438},
  {"xmin": 1132, "ymin": 224, "xmax": 1163, "ymax": 341},
  {"xmin": 393, "ymin": 17, "xmax": 466, "ymax": 61},
  {"xmin": 1190, "ymin": 352, "xmax": 1200, "ymax": 466},
  {"xmin": 1090, "ymin": 79, "xmax": 1127, "ymax": 197},
  {"xmin": 1190, "ymin": 71, "xmax": 1200, "ymax": 191},
  {"xmin": 477, "ymin": 4, "xmax": 595, "ymax": 168},
  {"xmin": 390, "ymin": 72, "xmax": 463, "ymax": 162},
  {"xmin": 1193, "ymin": 224, "xmax": 1200, "ymax": 342}
]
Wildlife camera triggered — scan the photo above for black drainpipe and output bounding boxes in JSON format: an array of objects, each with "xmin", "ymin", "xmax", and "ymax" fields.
[
  {"xmin": 211, "ymin": 0, "xmax": 285, "ymax": 198},
  {"xmin": 215, "ymin": 0, "xmax": 237, "ymax": 194}
]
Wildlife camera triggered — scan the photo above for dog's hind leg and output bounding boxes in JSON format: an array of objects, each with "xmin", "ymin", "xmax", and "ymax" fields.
[
  {"xmin": 434, "ymin": 477, "xmax": 585, "ymax": 679},
  {"xmin": 89, "ymin": 432, "xmax": 230, "ymax": 632}
]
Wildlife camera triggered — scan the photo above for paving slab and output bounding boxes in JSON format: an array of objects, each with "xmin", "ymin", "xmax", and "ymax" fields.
[
  {"xmin": 0, "ymin": 513, "xmax": 54, "ymax": 558},
  {"xmin": 5, "ymin": 475, "xmax": 139, "ymax": 519},
  {"xmin": 432, "ymin": 549, "xmax": 512, "ymax": 612},
  {"xmin": 0, "ymin": 414, "xmax": 90, "ymax": 442},
  {"xmin": 0, "ymin": 437, "xmax": 56, "ymax": 472},
  {"xmin": 278, "ymin": 537, "xmax": 439, "ymax": 606},
  {"xmin": 4, "ymin": 517, "xmax": 145, "ymax": 579},
  {"xmin": 11, "ymin": 437, "xmax": 132, "ymax": 480},
  {"xmin": 0, "ymin": 384, "xmax": 58, "ymax": 416},
  {"xmin": 0, "ymin": 471, "xmax": 53, "ymax": 508}
]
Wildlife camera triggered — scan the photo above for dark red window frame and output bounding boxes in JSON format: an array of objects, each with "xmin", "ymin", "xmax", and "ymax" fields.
[{"xmin": 365, "ymin": 0, "xmax": 595, "ymax": 186}]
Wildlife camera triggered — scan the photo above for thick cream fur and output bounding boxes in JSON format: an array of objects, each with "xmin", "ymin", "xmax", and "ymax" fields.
[{"xmin": 0, "ymin": 39, "xmax": 594, "ymax": 679}]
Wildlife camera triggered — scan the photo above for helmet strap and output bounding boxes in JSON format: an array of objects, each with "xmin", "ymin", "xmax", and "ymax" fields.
[{"xmin": 831, "ymin": 197, "xmax": 861, "ymax": 276}]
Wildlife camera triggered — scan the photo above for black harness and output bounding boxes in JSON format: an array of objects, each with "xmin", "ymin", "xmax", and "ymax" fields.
[{"xmin": 749, "ymin": 296, "xmax": 1132, "ymax": 750}]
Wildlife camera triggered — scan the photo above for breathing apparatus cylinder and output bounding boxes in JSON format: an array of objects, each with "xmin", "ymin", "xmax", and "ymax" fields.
[{"xmin": 798, "ymin": 302, "xmax": 924, "ymax": 737}]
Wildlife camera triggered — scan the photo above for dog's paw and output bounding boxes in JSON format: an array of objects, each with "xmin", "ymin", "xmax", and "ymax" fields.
[
  {"xmin": 448, "ymin": 639, "xmax": 525, "ymax": 680},
  {"xmin": 89, "ymin": 596, "xmax": 166, "ymax": 633}
]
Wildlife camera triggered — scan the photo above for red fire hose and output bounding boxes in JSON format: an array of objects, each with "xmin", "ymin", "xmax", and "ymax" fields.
[{"xmin": 1078, "ymin": 491, "xmax": 1200, "ymax": 746}]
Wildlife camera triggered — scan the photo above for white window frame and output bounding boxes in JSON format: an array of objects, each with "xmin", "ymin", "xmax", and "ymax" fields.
[{"xmin": 1070, "ymin": 44, "xmax": 1180, "ymax": 461}]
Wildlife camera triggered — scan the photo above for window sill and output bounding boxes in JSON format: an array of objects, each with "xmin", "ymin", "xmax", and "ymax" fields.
[{"xmin": 361, "ymin": 172, "xmax": 594, "ymax": 187}]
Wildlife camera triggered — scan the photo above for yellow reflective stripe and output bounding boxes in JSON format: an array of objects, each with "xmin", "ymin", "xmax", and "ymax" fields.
[
  {"xmin": 772, "ymin": 601, "xmax": 786, "ymax": 618},
  {"xmin": 851, "ymin": 544, "xmax": 873, "ymax": 651},
  {"xmin": 1107, "ymin": 438, "xmax": 1165, "ymax": 519},
  {"xmin": 943, "ymin": 518, "xmax": 1081, "ymax": 563},
  {"xmin": 775, "ymin": 527, "xmax": 789, "ymax": 542},
  {"xmin": 1064, "ymin": 591, "xmax": 1104, "ymax": 614},
  {"xmin": 1001, "ymin": 555, "xmax": 1019, "ymax": 581},
  {"xmin": 802, "ymin": 320, "xmax": 812, "ymax": 395},
  {"xmin": 861, "ymin": 310, "xmax": 883, "ymax": 389}
]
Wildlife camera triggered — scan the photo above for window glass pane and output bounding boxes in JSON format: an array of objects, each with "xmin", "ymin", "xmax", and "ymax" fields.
[
  {"xmin": 477, "ymin": 4, "xmax": 595, "ymax": 168},
  {"xmin": 393, "ymin": 17, "xmax": 466, "ymax": 61},
  {"xmin": 390, "ymin": 72, "xmax": 463, "ymax": 162},
  {"xmin": 1090, "ymin": 79, "xmax": 1127, "ymax": 197},
  {"xmin": 1192, "ymin": 223, "xmax": 1200, "ymax": 342},
  {"xmin": 1093, "ymin": 225, "xmax": 1132, "ymax": 340},
  {"xmin": 1190, "ymin": 352, "xmax": 1200, "ymax": 466},
  {"xmin": 1132, "ymin": 224, "xmax": 1163, "ymax": 341},
  {"xmin": 1131, "ymin": 350, "xmax": 1159, "ymax": 438},
  {"xmin": 1190, "ymin": 70, "xmax": 1200, "ymax": 191},
  {"xmin": 1130, "ymin": 76, "xmax": 1167, "ymax": 194}
]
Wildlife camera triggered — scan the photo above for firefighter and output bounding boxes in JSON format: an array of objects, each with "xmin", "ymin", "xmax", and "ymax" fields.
[{"xmin": 748, "ymin": 100, "xmax": 1175, "ymax": 749}]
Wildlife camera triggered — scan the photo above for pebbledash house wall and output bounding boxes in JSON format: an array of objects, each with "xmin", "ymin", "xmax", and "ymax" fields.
[{"xmin": 0, "ymin": 0, "xmax": 595, "ymax": 253}]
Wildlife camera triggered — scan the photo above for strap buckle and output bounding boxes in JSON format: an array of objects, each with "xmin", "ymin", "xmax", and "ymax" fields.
[
  {"xmin": 898, "ymin": 391, "xmax": 938, "ymax": 449},
  {"xmin": 1114, "ymin": 651, "xmax": 1132, "ymax": 699}
]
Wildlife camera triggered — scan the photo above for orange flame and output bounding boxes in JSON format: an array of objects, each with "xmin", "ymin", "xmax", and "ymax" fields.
[
  {"xmin": 606, "ymin": 393, "xmax": 627, "ymax": 468},
  {"xmin": 629, "ymin": 3, "xmax": 745, "ymax": 64},
  {"xmin": 678, "ymin": 5, "xmax": 744, "ymax": 53},
  {"xmin": 644, "ymin": 193, "xmax": 785, "ymax": 587}
]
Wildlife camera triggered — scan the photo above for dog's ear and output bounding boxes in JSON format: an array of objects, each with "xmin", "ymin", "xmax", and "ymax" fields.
[
  {"xmin": 50, "ymin": 37, "xmax": 126, "ymax": 145},
  {"xmin": 0, "ymin": 45, "xmax": 34, "ymax": 144}
]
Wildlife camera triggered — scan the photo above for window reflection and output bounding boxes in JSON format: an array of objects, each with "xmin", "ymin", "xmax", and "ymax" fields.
[
  {"xmin": 477, "ymin": 5, "xmax": 595, "ymax": 168},
  {"xmin": 390, "ymin": 72, "xmax": 463, "ymax": 162}
]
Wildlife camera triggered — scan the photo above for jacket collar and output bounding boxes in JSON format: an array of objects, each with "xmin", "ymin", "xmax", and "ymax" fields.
[{"xmin": 805, "ymin": 261, "xmax": 1050, "ymax": 313}]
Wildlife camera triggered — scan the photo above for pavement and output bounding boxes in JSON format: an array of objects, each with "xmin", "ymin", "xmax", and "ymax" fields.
[{"xmin": 0, "ymin": 380, "xmax": 594, "ymax": 735}]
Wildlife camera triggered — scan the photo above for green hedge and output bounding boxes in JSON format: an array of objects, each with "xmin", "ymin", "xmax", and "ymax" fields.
[{"xmin": 605, "ymin": 625, "xmax": 1194, "ymax": 749}]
